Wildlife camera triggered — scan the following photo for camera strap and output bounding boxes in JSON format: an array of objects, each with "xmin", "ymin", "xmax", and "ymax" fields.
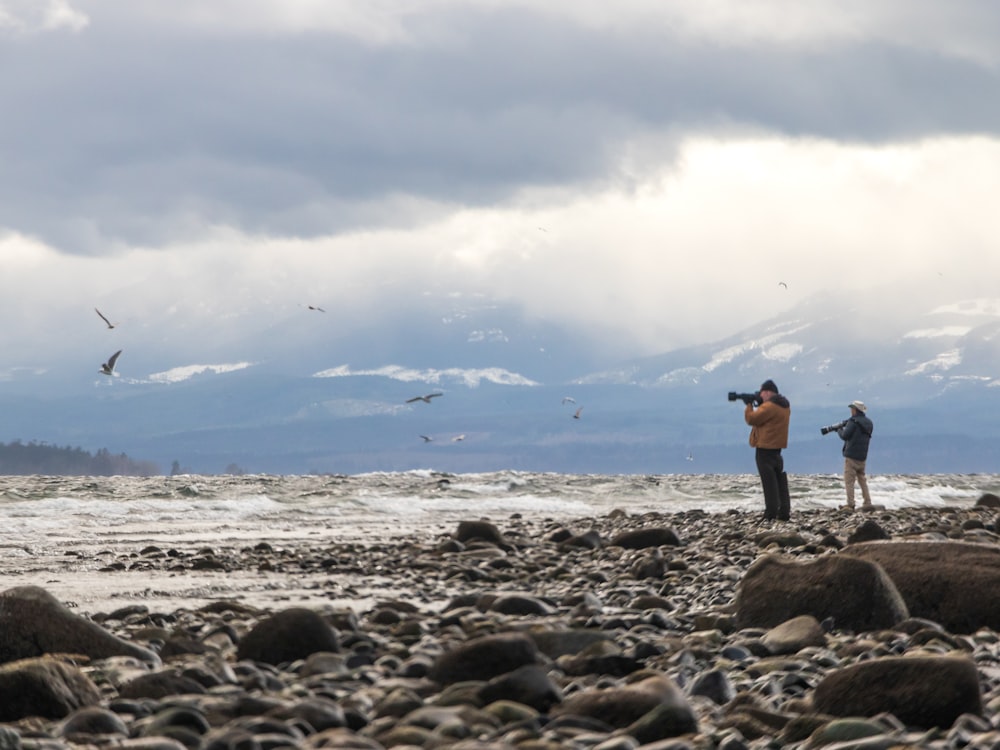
[{"xmin": 850, "ymin": 417, "xmax": 872, "ymax": 437}]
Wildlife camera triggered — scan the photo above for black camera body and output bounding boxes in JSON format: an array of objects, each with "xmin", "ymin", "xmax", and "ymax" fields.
[
  {"xmin": 820, "ymin": 420, "xmax": 847, "ymax": 436},
  {"xmin": 728, "ymin": 391, "xmax": 761, "ymax": 406}
]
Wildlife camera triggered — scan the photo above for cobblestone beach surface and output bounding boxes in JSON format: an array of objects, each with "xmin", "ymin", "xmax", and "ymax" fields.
[{"xmin": 2, "ymin": 503, "xmax": 1000, "ymax": 749}]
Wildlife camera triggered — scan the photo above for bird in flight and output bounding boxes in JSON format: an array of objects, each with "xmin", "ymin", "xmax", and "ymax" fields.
[
  {"xmin": 419, "ymin": 435, "xmax": 433, "ymax": 443},
  {"xmin": 451, "ymin": 434, "xmax": 466, "ymax": 442},
  {"xmin": 406, "ymin": 393, "xmax": 443, "ymax": 404},
  {"xmin": 573, "ymin": 407, "xmax": 583, "ymax": 419},
  {"xmin": 778, "ymin": 282, "xmax": 788, "ymax": 289},
  {"xmin": 307, "ymin": 305, "xmax": 326, "ymax": 312},
  {"xmin": 95, "ymin": 308, "xmax": 116, "ymax": 329},
  {"xmin": 561, "ymin": 396, "xmax": 576, "ymax": 404},
  {"xmin": 100, "ymin": 350, "xmax": 122, "ymax": 376}
]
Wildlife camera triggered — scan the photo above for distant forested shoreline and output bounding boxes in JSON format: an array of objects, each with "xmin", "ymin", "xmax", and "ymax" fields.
[{"xmin": 0, "ymin": 440, "xmax": 160, "ymax": 476}]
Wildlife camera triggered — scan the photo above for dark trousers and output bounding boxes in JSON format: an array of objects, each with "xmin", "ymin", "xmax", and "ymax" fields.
[{"xmin": 755, "ymin": 448, "xmax": 790, "ymax": 520}]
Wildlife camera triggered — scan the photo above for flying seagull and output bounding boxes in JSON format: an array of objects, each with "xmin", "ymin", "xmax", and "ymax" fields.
[
  {"xmin": 451, "ymin": 434, "xmax": 466, "ymax": 442},
  {"xmin": 406, "ymin": 393, "xmax": 443, "ymax": 404},
  {"xmin": 561, "ymin": 396, "xmax": 576, "ymax": 404},
  {"xmin": 419, "ymin": 435, "xmax": 433, "ymax": 443},
  {"xmin": 778, "ymin": 282, "xmax": 788, "ymax": 289},
  {"xmin": 94, "ymin": 308, "xmax": 116, "ymax": 329},
  {"xmin": 100, "ymin": 350, "xmax": 122, "ymax": 376},
  {"xmin": 573, "ymin": 407, "xmax": 583, "ymax": 419},
  {"xmin": 307, "ymin": 305, "xmax": 326, "ymax": 312}
]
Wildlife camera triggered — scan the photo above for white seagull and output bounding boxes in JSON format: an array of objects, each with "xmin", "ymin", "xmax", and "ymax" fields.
[
  {"xmin": 419, "ymin": 435, "xmax": 433, "ymax": 443},
  {"xmin": 573, "ymin": 407, "xmax": 583, "ymax": 419},
  {"xmin": 561, "ymin": 396, "xmax": 576, "ymax": 404},
  {"xmin": 95, "ymin": 308, "xmax": 116, "ymax": 329},
  {"xmin": 406, "ymin": 393, "xmax": 443, "ymax": 404},
  {"xmin": 100, "ymin": 350, "xmax": 122, "ymax": 376}
]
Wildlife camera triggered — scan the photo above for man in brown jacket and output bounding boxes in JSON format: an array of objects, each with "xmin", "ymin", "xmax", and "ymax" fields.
[{"xmin": 745, "ymin": 379, "xmax": 791, "ymax": 521}]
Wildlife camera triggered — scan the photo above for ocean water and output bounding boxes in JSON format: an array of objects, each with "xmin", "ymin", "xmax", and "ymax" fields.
[
  {"xmin": 2, "ymin": 471, "xmax": 997, "ymax": 613},
  {"xmin": 2, "ymin": 471, "xmax": 998, "ymax": 550}
]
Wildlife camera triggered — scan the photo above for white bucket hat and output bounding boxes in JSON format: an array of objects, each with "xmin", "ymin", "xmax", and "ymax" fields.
[{"xmin": 849, "ymin": 400, "xmax": 867, "ymax": 413}]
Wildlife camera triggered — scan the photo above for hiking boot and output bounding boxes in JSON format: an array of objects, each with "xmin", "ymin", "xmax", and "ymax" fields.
[{"xmin": 839, "ymin": 504, "xmax": 856, "ymax": 511}]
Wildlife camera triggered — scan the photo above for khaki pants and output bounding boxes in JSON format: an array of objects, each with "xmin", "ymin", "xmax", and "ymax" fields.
[{"xmin": 844, "ymin": 457, "xmax": 872, "ymax": 507}]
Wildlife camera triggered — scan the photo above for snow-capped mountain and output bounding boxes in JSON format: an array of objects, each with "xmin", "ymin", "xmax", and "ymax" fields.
[{"xmin": 2, "ymin": 292, "xmax": 999, "ymax": 475}]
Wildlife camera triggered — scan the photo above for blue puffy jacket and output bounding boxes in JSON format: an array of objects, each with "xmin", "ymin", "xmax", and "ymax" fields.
[{"xmin": 839, "ymin": 415, "xmax": 873, "ymax": 460}]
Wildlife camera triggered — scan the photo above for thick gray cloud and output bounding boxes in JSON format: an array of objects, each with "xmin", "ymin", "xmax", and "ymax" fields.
[
  {"xmin": 2, "ymin": 2, "xmax": 1000, "ymax": 252},
  {"xmin": 2, "ymin": 1, "xmax": 1000, "ymax": 374}
]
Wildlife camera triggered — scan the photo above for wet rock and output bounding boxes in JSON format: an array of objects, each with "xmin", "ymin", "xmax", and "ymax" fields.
[
  {"xmin": 841, "ymin": 540, "xmax": 1000, "ymax": 632},
  {"xmin": 118, "ymin": 669, "xmax": 208, "ymax": 699},
  {"xmin": 559, "ymin": 530, "xmax": 604, "ymax": 549},
  {"xmin": 477, "ymin": 664, "xmax": 563, "ymax": 712},
  {"xmin": 428, "ymin": 632, "xmax": 540, "ymax": 685},
  {"xmin": 689, "ymin": 669, "xmax": 735, "ymax": 705},
  {"xmin": 975, "ymin": 493, "xmax": 1000, "ymax": 508},
  {"xmin": 0, "ymin": 586, "xmax": 159, "ymax": 666},
  {"xmin": 813, "ymin": 655, "xmax": 982, "ymax": 729},
  {"xmin": 734, "ymin": 554, "xmax": 908, "ymax": 631},
  {"xmin": 237, "ymin": 608, "xmax": 340, "ymax": 666},
  {"xmin": 551, "ymin": 673, "xmax": 696, "ymax": 735},
  {"xmin": 800, "ymin": 717, "xmax": 887, "ymax": 747},
  {"xmin": 455, "ymin": 520, "xmax": 507, "ymax": 546},
  {"xmin": 846, "ymin": 519, "xmax": 891, "ymax": 543},
  {"xmin": 528, "ymin": 629, "xmax": 613, "ymax": 659},
  {"xmin": 489, "ymin": 594, "xmax": 555, "ymax": 616},
  {"xmin": 761, "ymin": 615, "xmax": 827, "ymax": 655},
  {"xmin": 754, "ymin": 530, "xmax": 808, "ymax": 548},
  {"xmin": 0, "ymin": 657, "xmax": 102, "ymax": 721},
  {"xmin": 58, "ymin": 706, "xmax": 130, "ymax": 739},
  {"xmin": 610, "ymin": 528, "xmax": 681, "ymax": 549}
]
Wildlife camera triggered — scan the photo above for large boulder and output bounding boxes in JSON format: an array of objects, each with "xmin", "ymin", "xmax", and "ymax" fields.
[
  {"xmin": 840, "ymin": 540, "xmax": 1000, "ymax": 633},
  {"xmin": 0, "ymin": 657, "xmax": 102, "ymax": 721},
  {"xmin": 0, "ymin": 586, "xmax": 159, "ymax": 666},
  {"xmin": 734, "ymin": 554, "xmax": 908, "ymax": 631},
  {"xmin": 813, "ymin": 656, "xmax": 982, "ymax": 729},
  {"xmin": 236, "ymin": 608, "xmax": 339, "ymax": 666}
]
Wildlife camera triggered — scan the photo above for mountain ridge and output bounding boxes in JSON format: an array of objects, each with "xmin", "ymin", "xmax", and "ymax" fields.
[{"xmin": 2, "ymin": 290, "xmax": 998, "ymax": 474}]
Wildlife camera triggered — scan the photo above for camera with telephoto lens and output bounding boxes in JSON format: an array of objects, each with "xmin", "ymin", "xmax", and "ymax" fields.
[
  {"xmin": 820, "ymin": 420, "xmax": 847, "ymax": 436},
  {"xmin": 728, "ymin": 391, "xmax": 761, "ymax": 406}
]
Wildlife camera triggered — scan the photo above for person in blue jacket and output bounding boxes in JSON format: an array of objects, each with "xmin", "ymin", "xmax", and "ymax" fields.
[{"xmin": 838, "ymin": 400, "xmax": 874, "ymax": 510}]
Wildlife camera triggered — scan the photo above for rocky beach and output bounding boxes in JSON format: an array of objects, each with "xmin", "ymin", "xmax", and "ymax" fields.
[{"xmin": 2, "ymin": 500, "xmax": 1000, "ymax": 750}]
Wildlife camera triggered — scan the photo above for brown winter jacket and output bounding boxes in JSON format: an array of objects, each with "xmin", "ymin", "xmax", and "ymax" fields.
[{"xmin": 745, "ymin": 396, "xmax": 791, "ymax": 449}]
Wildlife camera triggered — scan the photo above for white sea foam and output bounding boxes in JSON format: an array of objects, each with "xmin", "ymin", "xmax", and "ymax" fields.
[{"xmin": 1, "ymin": 472, "xmax": 996, "ymax": 549}]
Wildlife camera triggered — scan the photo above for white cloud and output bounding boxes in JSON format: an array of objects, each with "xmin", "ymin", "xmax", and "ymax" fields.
[
  {"xmin": 3, "ymin": 135, "xmax": 1000, "ymax": 366},
  {"xmin": 0, "ymin": 0, "xmax": 88, "ymax": 33},
  {"xmin": 929, "ymin": 299, "xmax": 1000, "ymax": 317},
  {"xmin": 314, "ymin": 364, "xmax": 539, "ymax": 388},
  {"xmin": 103, "ymin": 1, "xmax": 1000, "ymax": 68}
]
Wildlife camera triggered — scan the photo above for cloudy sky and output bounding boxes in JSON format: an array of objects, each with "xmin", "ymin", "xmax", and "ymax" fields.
[{"xmin": 3, "ymin": 0, "xmax": 1000, "ymax": 376}]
